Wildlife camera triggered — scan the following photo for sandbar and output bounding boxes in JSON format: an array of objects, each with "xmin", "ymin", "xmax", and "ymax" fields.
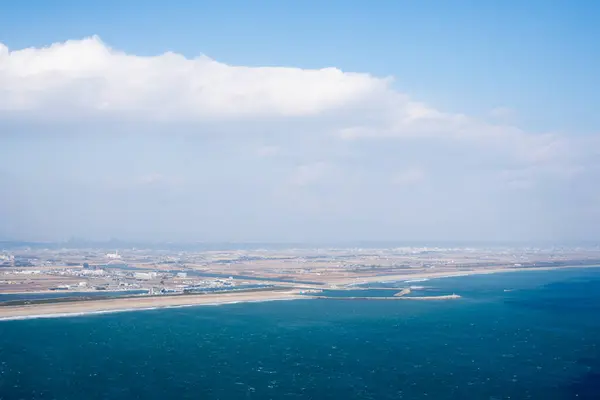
[
  {"xmin": 312, "ymin": 294, "xmax": 461, "ymax": 301},
  {"xmin": 0, "ymin": 289, "xmax": 302, "ymax": 321}
]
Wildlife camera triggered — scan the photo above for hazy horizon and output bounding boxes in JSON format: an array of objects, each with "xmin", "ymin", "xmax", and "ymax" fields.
[{"xmin": 1, "ymin": 238, "xmax": 599, "ymax": 252}]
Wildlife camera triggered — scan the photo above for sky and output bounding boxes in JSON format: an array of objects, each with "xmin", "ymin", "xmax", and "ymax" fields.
[{"xmin": 1, "ymin": 0, "xmax": 599, "ymax": 243}]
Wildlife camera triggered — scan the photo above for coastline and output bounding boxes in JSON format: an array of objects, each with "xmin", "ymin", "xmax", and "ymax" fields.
[
  {"xmin": 0, "ymin": 289, "xmax": 303, "ymax": 321},
  {"xmin": 2, "ymin": 265, "xmax": 599, "ymax": 321},
  {"xmin": 312, "ymin": 294, "xmax": 461, "ymax": 301},
  {"xmin": 339, "ymin": 264, "xmax": 600, "ymax": 286}
]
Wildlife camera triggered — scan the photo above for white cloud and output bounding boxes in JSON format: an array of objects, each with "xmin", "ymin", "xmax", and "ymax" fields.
[
  {"xmin": 337, "ymin": 98, "xmax": 579, "ymax": 176},
  {"xmin": 2, "ymin": 37, "xmax": 599, "ymax": 243},
  {"xmin": 0, "ymin": 36, "xmax": 389, "ymax": 120},
  {"xmin": 255, "ymin": 145, "xmax": 280, "ymax": 157},
  {"xmin": 289, "ymin": 162, "xmax": 334, "ymax": 187},
  {"xmin": 0, "ymin": 37, "xmax": 575, "ymax": 173},
  {"xmin": 489, "ymin": 106, "xmax": 516, "ymax": 121},
  {"xmin": 499, "ymin": 164, "xmax": 584, "ymax": 185},
  {"xmin": 392, "ymin": 167, "xmax": 426, "ymax": 186},
  {"xmin": 137, "ymin": 173, "xmax": 184, "ymax": 187}
]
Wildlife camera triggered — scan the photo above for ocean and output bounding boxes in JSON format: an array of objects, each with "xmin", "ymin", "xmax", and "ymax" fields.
[{"xmin": 1, "ymin": 268, "xmax": 599, "ymax": 399}]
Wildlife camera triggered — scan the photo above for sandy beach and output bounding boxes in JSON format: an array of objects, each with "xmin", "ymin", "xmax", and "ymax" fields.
[
  {"xmin": 336, "ymin": 264, "xmax": 600, "ymax": 285},
  {"xmin": 0, "ymin": 289, "xmax": 302, "ymax": 321}
]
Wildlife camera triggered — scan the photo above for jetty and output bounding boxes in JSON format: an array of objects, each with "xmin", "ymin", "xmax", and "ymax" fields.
[{"xmin": 311, "ymin": 294, "xmax": 461, "ymax": 301}]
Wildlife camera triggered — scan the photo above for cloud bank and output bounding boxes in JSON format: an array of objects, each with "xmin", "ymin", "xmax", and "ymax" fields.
[
  {"xmin": 0, "ymin": 36, "xmax": 389, "ymax": 120},
  {"xmin": 0, "ymin": 37, "xmax": 575, "ymax": 164},
  {"xmin": 0, "ymin": 37, "xmax": 597, "ymax": 242}
]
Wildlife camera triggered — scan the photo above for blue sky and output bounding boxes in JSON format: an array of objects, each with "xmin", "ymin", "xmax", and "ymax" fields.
[
  {"xmin": 3, "ymin": 0, "xmax": 600, "ymax": 132},
  {"xmin": 1, "ymin": 1, "xmax": 599, "ymax": 242}
]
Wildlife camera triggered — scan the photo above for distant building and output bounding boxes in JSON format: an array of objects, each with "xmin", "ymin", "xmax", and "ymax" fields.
[
  {"xmin": 106, "ymin": 251, "xmax": 122, "ymax": 260},
  {"xmin": 134, "ymin": 272, "xmax": 157, "ymax": 280},
  {"xmin": 79, "ymin": 269, "xmax": 106, "ymax": 276},
  {"xmin": 50, "ymin": 285, "xmax": 70, "ymax": 291}
]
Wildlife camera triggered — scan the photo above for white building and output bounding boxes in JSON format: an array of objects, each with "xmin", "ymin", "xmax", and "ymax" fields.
[
  {"xmin": 106, "ymin": 251, "xmax": 122, "ymax": 260},
  {"xmin": 134, "ymin": 272, "xmax": 158, "ymax": 280},
  {"xmin": 79, "ymin": 269, "xmax": 106, "ymax": 276}
]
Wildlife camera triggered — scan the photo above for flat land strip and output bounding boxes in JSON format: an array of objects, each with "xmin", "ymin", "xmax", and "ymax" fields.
[{"xmin": 0, "ymin": 289, "xmax": 302, "ymax": 320}]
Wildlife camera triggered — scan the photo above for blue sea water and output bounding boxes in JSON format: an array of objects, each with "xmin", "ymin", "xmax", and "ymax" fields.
[{"xmin": 1, "ymin": 268, "xmax": 600, "ymax": 399}]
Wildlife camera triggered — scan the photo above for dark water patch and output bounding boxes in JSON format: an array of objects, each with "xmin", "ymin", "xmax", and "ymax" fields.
[
  {"xmin": 0, "ymin": 290, "xmax": 147, "ymax": 302},
  {"xmin": 577, "ymin": 357, "xmax": 600, "ymax": 368},
  {"xmin": 504, "ymin": 277, "xmax": 600, "ymax": 313},
  {"xmin": 565, "ymin": 372, "xmax": 600, "ymax": 400}
]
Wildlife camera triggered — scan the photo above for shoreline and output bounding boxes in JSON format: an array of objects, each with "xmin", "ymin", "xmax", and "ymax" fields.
[
  {"xmin": 0, "ymin": 290, "xmax": 303, "ymax": 321},
  {"xmin": 312, "ymin": 294, "xmax": 461, "ymax": 301},
  {"xmin": 340, "ymin": 264, "xmax": 600, "ymax": 286},
  {"xmin": 2, "ymin": 265, "xmax": 598, "ymax": 321},
  {"xmin": 0, "ymin": 298, "xmax": 303, "ymax": 322}
]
